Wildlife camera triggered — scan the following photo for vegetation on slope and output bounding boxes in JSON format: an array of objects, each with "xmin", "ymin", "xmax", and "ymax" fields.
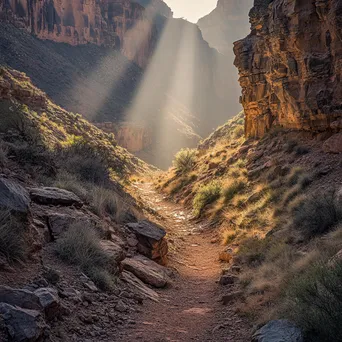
[
  {"xmin": 0, "ymin": 67, "xmax": 148, "ymax": 288},
  {"xmin": 157, "ymin": 111, "xmax": 342, "ymax": 340}
]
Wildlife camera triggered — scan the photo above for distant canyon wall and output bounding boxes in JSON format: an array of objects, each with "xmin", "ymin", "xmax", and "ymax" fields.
[
  {"xmin": 197, "ymin": 0, "xmax": 253, "ymax": 119},
  {"xmin": 0, "ymin": 0, "xmax": 172, "ymax": 68},
  {"xmin": 234, "ymin": 0, "xmax": 342, "ymax": 137}
]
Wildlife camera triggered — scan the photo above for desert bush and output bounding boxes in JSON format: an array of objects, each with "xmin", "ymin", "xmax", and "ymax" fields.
[
  {"xmin": 292, "ymin": 191, "xmax": 342, "ymax": 239},
  {"xmin": 59, "ymin": 139, "xmax": 110, "ymax": 185},
  {"xmin": 223, "ymin": 180, "xmax": 247, "ymax": 203},
  {"xmin": 0, "ymin": 210, "xmax": 27, "ymax": 262},
  {"xmin": 53, "ymin": 171, "xmax": 88, "ymax": 201},
  {"xmin": 284, "ymin": 261, "xmax": 342, "ymax": 342},
  {"xmin": 173, "ymin": 148, "xmax": 196, "ymax": 174},
  {"xmin": 89, "ymin": 186, "xmax": 120, "ymax": 219},
  {"xmin": 237, "ymin": 237, "xmax": 268, "ymax": 267},
  {"xmin": 193, "ymin": 181, "xmax": 221, "ymax": 217},
  {"xmin": 55, "ymin": 223, "xmax": 115, "ymax": 290}
]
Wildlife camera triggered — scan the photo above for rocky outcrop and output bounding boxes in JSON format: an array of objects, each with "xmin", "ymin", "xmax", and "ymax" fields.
[
  {"xmin": 234, "ymin": 0, "xmax": 342, "ymax": 138},
  {"xmin": 29, "ymin": 187, "xmax": 83, "ymax": 207},
  {"xmin": 0, "ymin": 0, "xmax": 172, "ymax": 68},
  {"xmin": 0, "ymin": 177, "xmax": 30, "ymax": 215},
  {"xmin": 95, "ymin": 122, "xmax": 153, "ymax": 153},
  {"xmin": 121, "ymin": 254, "xmax": 170, "ymax": 288},
  {"xmin": 126, "ymin": 220, "xmax": 168, "ymax": 264},
  {"xmin": 252, "ymin": 320, "xmax": 303, "ymax": 342}
]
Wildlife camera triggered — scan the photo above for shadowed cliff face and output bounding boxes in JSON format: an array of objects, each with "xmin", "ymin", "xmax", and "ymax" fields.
[
  {"xmin": 197, "ymin": 0, "xmax": 253, "ymax": 121},
  {"xmin": 0, "ymin": 0, "xmax": 172, "ymax": 68},
  {"xmin": 234, "ymin": 0, "xmax": 342, "ymax": 137}
]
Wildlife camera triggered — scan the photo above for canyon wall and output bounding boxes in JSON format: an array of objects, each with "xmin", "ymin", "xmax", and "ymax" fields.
[
  {"xmin": 197, "ymin": 0, "xmax": 253, "ymax": 118},
  {"xmin": 0, "ymin": 0, "xmax": 172, "ymax": 68},
  {"xmin": 234, "ymin": 0, "xmax": 342, "ymax": 137}
]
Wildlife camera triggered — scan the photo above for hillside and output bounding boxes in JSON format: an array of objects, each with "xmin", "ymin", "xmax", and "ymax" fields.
[{"xmin": 156, "ymin": 109, "xmax": 342, "ymax": 339}]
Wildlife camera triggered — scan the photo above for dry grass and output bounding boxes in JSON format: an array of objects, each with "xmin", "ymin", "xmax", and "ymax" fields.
[
  {"xmin": 55, "ymin": 223, "xmax": 116, "ymax": 290},
  {"xmin": 0, "ymin": 210, "xmax": 27, "ymax": 262}
]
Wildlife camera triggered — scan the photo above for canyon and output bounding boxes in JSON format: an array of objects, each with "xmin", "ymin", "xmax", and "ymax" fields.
[
  {"xmin": 0, "ymin": 0, "xmax": 236, "ymax": 168},
  {"xmin": 234, "ymin": 0, "xmax": 342, "ymax": 138}
]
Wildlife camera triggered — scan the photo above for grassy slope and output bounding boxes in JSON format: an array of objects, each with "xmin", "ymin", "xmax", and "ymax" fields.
[
  {"xmin": 0, "ymin": 66, "xmax": 149, "ymax": 176},
  {"xmin": 156, "ymin": 112, "xmax": 342, "ymax": 335}
]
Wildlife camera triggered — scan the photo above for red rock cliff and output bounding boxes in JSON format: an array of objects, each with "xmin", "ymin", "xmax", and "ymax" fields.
[
  {"xmin": 0, "ymin": 0, "xmax": 172, "ymax": 68},
  {"xmin": 234, "ymin": 0, "xmax": 342, "ymax": 137}
]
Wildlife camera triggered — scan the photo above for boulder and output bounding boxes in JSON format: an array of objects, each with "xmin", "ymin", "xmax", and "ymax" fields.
[
  {"xmin": 122, "ymin": 255, "xmax": 170, "ymax": 288},
  {"xmin": 323, "ymin": 133, "xmax": 342, "ymax": 154},
  {"xmin": 100, "ymin": 240, "xmax": 126, "ymax": 273},
  {"xmin": 121, "ymin": 271, "xmax": 159, "ymax": 302},
  {"xmin": 29, "ymin": 187, "xmax": 83, "ymax": 207},
  {"xmin": 34, "ymin": 288, "xmax": 60, "ymax": 320},
  {"xmin": 0, "ymin": 286, "xmax": 41, "ymax": 311},
  {"xmin": 126, "ymin": 220, "xmax": 168, "ymax": 264},
  {"xmin": 252, "ymin": 320, "xmax": 303, "ymax": 342},
  {"xmin": 0, "ymin": 303, "xmax": 46, "ymax": 342},
  {"xmin": 0, "ymin": 177, "xmax": 30, "ymax": 215}
]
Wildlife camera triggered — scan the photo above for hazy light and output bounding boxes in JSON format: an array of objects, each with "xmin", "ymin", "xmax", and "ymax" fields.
[{"xmin": 166, "ymin": 0, "xmax": 218, "ymax": 23}]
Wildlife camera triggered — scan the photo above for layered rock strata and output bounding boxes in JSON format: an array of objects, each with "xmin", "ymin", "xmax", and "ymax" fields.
[{"xmin": 234, "ymin": 0, "xmax": 342, "ymax": 137}]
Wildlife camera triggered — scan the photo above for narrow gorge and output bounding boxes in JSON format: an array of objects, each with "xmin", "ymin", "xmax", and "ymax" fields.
[{"xmin": 0, "ymin": 1, "xmax": 341, "ymax": 342}]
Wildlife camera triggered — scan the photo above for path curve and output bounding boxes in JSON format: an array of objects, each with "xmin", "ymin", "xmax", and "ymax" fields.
[{"xmin": 122, "ymin": 182, "xmax": 251, "ymax": 342}]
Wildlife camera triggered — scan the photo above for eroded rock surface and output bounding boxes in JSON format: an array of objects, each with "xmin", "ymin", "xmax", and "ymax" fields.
[
  {"xmin": 0, "ymin": 177, "xmax": 30, "ymax": 215},
  {"xmin": 0, "ymin": 0, "xmax": 172, "ymax": 68},
  {"xmin": 234, "ymin": 0, "xmax": 342, "ymax": 137},
  {"xmin": 29, "ymin": 187, "xmax": 83, "ymax": 207},
  {"xmin": 252, "ymin": 320, "xmax": 303, "ymax": 342},
  {"xmin": 122, "ymin": 254, "xmax": 170, "ymax": 288},
  {"xmin": 126, "ymin": 220, "xmax": 168, "ymax": 264}
]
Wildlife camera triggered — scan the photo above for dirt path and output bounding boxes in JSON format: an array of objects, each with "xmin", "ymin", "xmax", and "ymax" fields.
[{"xmin": 122, "ymin": 182, "xmax": 251, "ymax": 342}]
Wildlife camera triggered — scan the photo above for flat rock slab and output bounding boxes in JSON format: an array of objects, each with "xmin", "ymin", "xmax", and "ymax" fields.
[
  {"xmin": 47, "ymin": 212, "xmax": 89, "ymax": 240},
  {"xmin": 121, "ymin": 271, "xmax": 159, "ymax": 302},
  {"xmin": 0, "ymin": 286, "xmax": 42, "ymax": 311},
  {"xmin": 126, "ymin": 220, "xmax": 168, "ymax": 264},
  {"xmin": 0, "ymin": 177, "xmax": 30, "ymax": 214},
  {"xmin": 0, "ymin": 303, "xmax": 46, "ymax": 342},
  {"xmin": 323, "ymin": 133, "xmax": 342, "ymax": 153},
  {"xmin": 253, "ymin": 320, "xmax": 303, "ymax": 342},
  {"xmin": 122, "ymin": 254, "xmax": 170, "ymax": 288},
  {"xmin": 29, "ymin": 187, "xmax": 83, "ymax": 207}
]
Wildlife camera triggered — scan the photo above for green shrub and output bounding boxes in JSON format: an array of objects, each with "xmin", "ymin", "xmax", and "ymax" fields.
[
  {"xmin": 223, "ymin": 180, "xmax": 246, "ymax": 203},
  {"xmin": 193, "ymin": 181, "xmax": 221, "ymax": 217},
  {"xmin": 173, "ymin": 148, "xmax": 196, "ymax": 174},
  {"xmin": 0, "ymin": 210, "xmax": 27, "ymax": 262},
  {"xmin": 55, "ymin": 223, "xmax": 115, "ymax": 290},
  {"xmin": 284, "ymin": 261, "xmax": 342, "ymax": 342},
  {"xmin": 292, "ymin": 191, "xmax": 342, "ymax": 239}
]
